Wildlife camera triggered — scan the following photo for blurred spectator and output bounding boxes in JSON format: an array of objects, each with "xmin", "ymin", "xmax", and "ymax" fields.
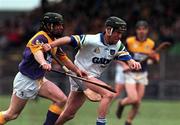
[{"xmin": 1, "ymin": 0, "xmax": 179, "ymax": 44}]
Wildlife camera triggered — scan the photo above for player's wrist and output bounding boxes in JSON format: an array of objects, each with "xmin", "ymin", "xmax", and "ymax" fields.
[{"xmin": 40, "ymin": 62, "xmax": 48, "ymax": 67}]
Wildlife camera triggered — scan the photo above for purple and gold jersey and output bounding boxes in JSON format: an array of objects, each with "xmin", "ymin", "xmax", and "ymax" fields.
[
  {"xmin": 19, "ymin": 31, "xmax": 68, "ymax": 80},
  {"xmin": 126, "ymin": 36, "xmax": 155, "ymax": 71}
]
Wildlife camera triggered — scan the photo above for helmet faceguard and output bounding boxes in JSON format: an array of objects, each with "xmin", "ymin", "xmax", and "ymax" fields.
[
  {"xmin": 105, "ymin": 16, "xmax": 127, "ymax": 32},
  {"xmin": 40, "ymin": 12, "xmax": 64, "ymax": 38}
]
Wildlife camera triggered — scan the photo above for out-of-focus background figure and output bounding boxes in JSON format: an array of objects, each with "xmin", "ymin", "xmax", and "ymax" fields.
[
  {"xmin": 116, "ymin": 20, "xmax": 160, "ymax": 125},
  {"xmin": 0, "ymin": 0, "xmax": 180, "ymax": 125}
]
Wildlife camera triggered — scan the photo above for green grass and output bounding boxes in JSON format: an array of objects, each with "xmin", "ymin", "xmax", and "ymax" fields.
[{"xmin": 0, "ymin": 95, "xmax": 180, "ymax": 125}]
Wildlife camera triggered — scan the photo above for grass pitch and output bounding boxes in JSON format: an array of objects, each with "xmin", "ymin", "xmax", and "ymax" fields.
[{"xmin": 0, "ymin": 95, "xmax": 180, "ymax": 125}]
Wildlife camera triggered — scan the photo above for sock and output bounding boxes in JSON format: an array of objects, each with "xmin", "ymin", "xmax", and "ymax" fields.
[
  {"xmin": 0, "ymin": 112, "xmax": 6, "ymax": 125},
  {"xmin": 43, "ymin": 104, "xmax": 63, "ymax": 125},
  {"xmin": 96, "ymin": 118, "xmax": 107, "ymax": 125}
]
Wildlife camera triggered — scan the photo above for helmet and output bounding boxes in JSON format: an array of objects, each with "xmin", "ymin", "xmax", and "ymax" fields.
[
  {"xmin": 41, "ymin": 12, "xmax": 63, "ymax": 24},
  {"xmin": 105, "ymin": 16, "xmax": 127, "ymax": 32},
  {"xmin": 135, "ymin": 20, "xmax": 149, "ymax": 29},
  {"xmin": 40, "ymin": 12, "xmax": 64, "ymax": 37}
]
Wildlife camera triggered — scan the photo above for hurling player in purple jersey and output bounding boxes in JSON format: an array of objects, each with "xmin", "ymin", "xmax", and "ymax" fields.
[{"xmin": 0, "ymin": 12, "xmax": 87, "ymax": 125}]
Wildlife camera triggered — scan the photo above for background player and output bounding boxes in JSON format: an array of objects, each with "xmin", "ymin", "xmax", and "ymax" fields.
[
  {"xmin": 0, "ymin": 12, "xmax": 86, "ymax": 125},
  {"xmin": 116, "ymin": 20, "xmax": 159, "ymax": 125},
  {"xmin": 43, "ymin": 16, "xmax": 141, "ymax": 125}
]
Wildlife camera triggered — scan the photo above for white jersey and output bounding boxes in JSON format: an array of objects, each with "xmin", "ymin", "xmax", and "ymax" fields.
[{"xmin": 70, "ymin": 33, "xmax": 131, "ymax": 77}]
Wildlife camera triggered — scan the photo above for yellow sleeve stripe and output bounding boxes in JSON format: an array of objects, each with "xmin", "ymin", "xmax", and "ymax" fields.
[
  {"xmin": 73, "ymin": 35, "xmax": 81, "ymax": 47},
  {"xmin": 116, "ymin": 51, "xmax": 129, "ymax": 56},
  {"xmin": 27, "ymin": 41, "xmax": 43, "ymax": 54}
]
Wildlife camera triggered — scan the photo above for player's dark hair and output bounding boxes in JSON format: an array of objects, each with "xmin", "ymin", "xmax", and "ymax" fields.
[
  {"xmin": 135, "ymin": 20, "xmax": 149, "ymax": 29},
  {"xmin": 105, "ymin": 16, "xmax": 127, "ymax": 32}
]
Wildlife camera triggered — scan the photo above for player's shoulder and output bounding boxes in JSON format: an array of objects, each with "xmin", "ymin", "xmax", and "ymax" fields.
[
  {"xmin": 147, "ymin": 38, "xmax": 155, "ymax": 44},
  {"xmin": 29, "ymin": 31, "xmax": 51, "ymax": 44},
  {"xmin": 126, "ymin": 36, "xmax": 136, "ymax": 43},
  {"xmin": 32, "ymin": 31, "xmax": 50, "ymax": 40},
  {"xmin": 85, "ymin": 33, "xmax": 102, "ymax": 41},
  {"xmin": 85, "ymin": 33, "xmax": 101, "ymax": 38},
  {"xmin": 34, "ymin": 31, "xmax": 47, "ymax": 36},
  {"xmin": 146, "ymin": 38, "xmax": 155, "ymax": 47}
]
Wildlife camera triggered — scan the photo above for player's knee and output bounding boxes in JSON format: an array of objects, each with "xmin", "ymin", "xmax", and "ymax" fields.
[
  {"xmin": 129, "ymin": 95, "xmax": 138, "ymax": 104},
  {"xmin": 60, "ymin": 96, "xmax": 67, "ymax": 105},
  {"xmin": 56, "ymin": 96, "xmax": 67, "ymax": 106},
  {"xmin": 136, "ymin": 99, "xmax": 142, "ymax": 105},
  {"xmin": 103, "ymin": 92, "xmax": 114, "ymax": 100}
]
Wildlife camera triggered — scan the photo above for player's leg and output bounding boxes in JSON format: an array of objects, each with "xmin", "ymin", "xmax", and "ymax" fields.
[
  {"xmin": 121, "ymin": 84, "xmax": 138, "ymax": 105},
  {"xmin": 116, "ymin": 83, "xmax": 138, "ymax": 119},
  {"xmin": 116, "ymin": 72, "xmax": 138, "ymax": 119},
  {"xmin": 0, "ymin": 72, "xmax": 38, "ymax": 124},
  {"xmin": 125, "ymin": 72, "xmax": 147, "ymax": 125},
  {"xmin": 38, "ymin": 78, "xmax": 67, "ymax": 125},
  {"xmin": 0, "ymin": 94, "xmax": 28, "ymax": 125},
  {"xmin": 114, "ymin": 84, "xmax": 124, "ymax": 98},
  {"xmin": 84, "ymin": 77, "xmax": 115, "ymax": 125},
  {"xmin": 55, "ymin": 91, "xmax": 86, "ymax": 125},
  {"xmin": 110, "ymin": 83, "xmax": 124, "ymax": 111},
  {"xmin": 125, "ymin": 84, "xmax": 145, "ymax": 124}
]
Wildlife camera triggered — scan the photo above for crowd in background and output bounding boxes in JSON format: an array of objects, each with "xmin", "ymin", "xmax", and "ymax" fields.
[{"xmin": 0, "ymin": 0, "xmax": 179, "ymax": 52}]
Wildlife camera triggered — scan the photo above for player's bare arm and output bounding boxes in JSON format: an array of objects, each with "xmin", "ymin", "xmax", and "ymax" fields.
[
  {"xmin": 52, "ymin": 36, "xmax": 71, "ymax": 48},
  {"xmin": 42, "ymin": 36, "xmax": 71, "ymax": 52},
  {"xmin": 61, "ymin": 57, "xmax": 88, "ymax": 77},
  {"xmin": 33, "ymin": 50, "xmax": 51, "ymax": 71}
]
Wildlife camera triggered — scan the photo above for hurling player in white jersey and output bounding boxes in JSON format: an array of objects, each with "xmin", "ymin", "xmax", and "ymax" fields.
[{"xmin": 43, "ymin": 16, "xmax": 141, "ymax": 125}]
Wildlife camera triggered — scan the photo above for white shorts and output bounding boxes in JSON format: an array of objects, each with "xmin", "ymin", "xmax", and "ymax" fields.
[
  {"xmin": 115, "ymin": 64, "xmax": 125, "ymax": 84},
  {"xmin": 69, "ymin": 77, "xmax": 85, "ymax": 92},
  {"xmin": 13, "ymin": 72, "xmax": 46, "ymax": 99},
  {"xmin": 124, "ymin": 71, "xmax": 148, "ymax": 85}
]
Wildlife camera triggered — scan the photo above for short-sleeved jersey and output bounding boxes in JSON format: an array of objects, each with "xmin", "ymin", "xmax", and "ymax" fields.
[
  {"xmin": 126, "ymin": 36, "xmax": 155, "ymax": 71},
  {"xmin": 70, "ymin": 33, "xmax": 131, "ymax": 77},
  {"xmin": 19, "ymin": 31, "xmax": 68, "ymax": 80}
]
